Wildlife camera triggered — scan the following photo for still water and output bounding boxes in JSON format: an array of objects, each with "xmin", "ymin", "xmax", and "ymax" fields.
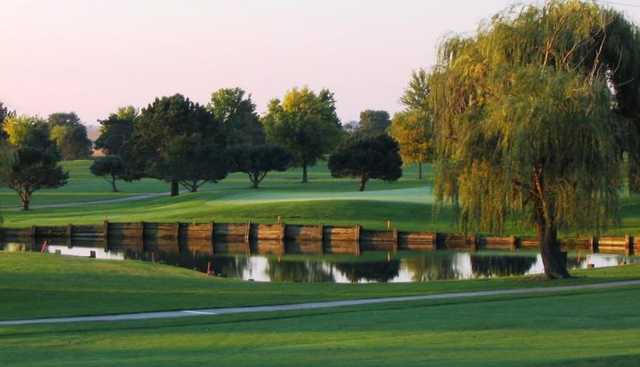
[{"xmin": 2, "ymin": 240, "xmax": 638, "ymax": 283}]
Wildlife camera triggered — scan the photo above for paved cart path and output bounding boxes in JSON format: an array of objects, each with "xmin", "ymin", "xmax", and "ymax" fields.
[{"xmin": 1, "ymin": 280, "xmax": 639, "ymax": 327}]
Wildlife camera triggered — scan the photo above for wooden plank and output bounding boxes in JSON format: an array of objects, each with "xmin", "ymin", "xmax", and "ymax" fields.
[
  {"xmin": 483, "ymin": 236, "xmax": 517, "ymax": 251},
  {"xmin": 398, "ymin": 231, "xmax": 436, "ymax": 251}
]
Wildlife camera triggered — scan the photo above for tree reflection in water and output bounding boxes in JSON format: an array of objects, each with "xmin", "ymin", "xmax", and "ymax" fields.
[{"xmin": 2, "ymin": 239, "xmax": 638, "ymax": 283}]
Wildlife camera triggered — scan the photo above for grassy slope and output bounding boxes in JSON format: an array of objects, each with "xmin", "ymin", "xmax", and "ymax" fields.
[
  {"xmin": 0, "ymin": 256, "xmax": 639, "ymax": 366},
  {"xmin": 1, "ymin": 252, "xmax": 640, "ymax": 321},
  {"xmin": 2, "ymin": 160, "xmax": 640, "ymax": 235}
]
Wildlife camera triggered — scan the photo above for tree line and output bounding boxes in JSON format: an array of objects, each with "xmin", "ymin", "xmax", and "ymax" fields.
[{"xmin": 0, "ymin": 83, "xmax": 433, "ymax": 209}]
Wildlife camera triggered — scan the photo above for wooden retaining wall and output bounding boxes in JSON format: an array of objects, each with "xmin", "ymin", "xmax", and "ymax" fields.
[{"xmin": 0, "ymin": 222, "xmax": 637, "ymax": 256}]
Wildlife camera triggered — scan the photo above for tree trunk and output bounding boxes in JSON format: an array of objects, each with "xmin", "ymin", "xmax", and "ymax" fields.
[
  {"xmin": 21, "ymin": 196, "xmax": 30, "ymax": 211},
  {"xmin": 538, "ymin": 223, "xmax": 570, "ymax": 279},
  {"xmin": 190, "ymin": 181, "xmax": 198, "ymax": 193},
  {"xmin": 111, "ymin": 176, "xmax": 119, "ymax": 193},
  {"xmin": 418, "ymin": 162, "xmax": 423, "ymax": 180},
  {"xmin": 302, "ymin": 163, "xmax": 308, "ymax": 183},
  {"xmin": 359, "ymin": 175, "xmax": 368, "ymax": 192},
  {"xmin": 170, "ymin": 180, "xmax": 179, "ymax": 196}
]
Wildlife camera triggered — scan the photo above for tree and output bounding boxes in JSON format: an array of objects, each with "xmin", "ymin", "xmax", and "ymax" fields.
[
  {"xmin": 208, "ymin": 88, "xmax": 265, "ymax": 146},
  {"xmin": 342, "ymin": 121, "xmax": 359, "ymax": 135},
  {"xmin": 389, "ymin": 110, "xmax": 432, "ymax": 179},
  {"xmin": 263, "ymin": 87, "xmax": 342, "ymax": 183},
  {"xmin": 356, "ymin": 110, "xmax": 391, "ymax": 137},
  {"xmin": 227, "ymin": 144, "xmax": 293, "ymax": 188},
  {"xmin": 3, "ymin": 116, "xmax": 59, "ymax": 158},
  {"xmin": 0, "ymin": 141, "xmax": 13, "ymax": 223},
  {"xmin": 400, "ymin": 69, "xmax": 430, "ymax": 111},
  {"xmin": 391, "ymin": 69, "xmax": 434, "ymax": 179},
  {"xmin": 95, "ymin": 106, "xmax": 137, "ymax": 156},
  {"xmin": 90, "ymin": 155, "xmax": 126, "ymax": 192},
  {"xmin": 6, "ymin": 147, "xmax": 68, "ymax": 210},
  {"xmin": 47, "ymin": 112, "xmax": 92, "ymax": 160},
  {"xmin": 0, "ymin": 102, "xmax": 14, "ymax": 141},
  {"xmin": 129, "ymin": 94, "xmax": 228, "ymax": 196},
  {"xmin": 2, "ymin": 114, "xmax": 67, "ymax": 210},
  {"xmin": 427, "ymin": 0, "xmax": 640, "ymax": 279},
  {"xmin": 164, "ymin": 135, "xmax": 229, "ymax": 193},
  {"xmin": 328, "ymin": 134, "xmax": 402, "ymax": 191}
]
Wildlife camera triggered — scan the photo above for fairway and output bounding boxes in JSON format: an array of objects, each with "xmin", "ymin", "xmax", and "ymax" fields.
[
  {"xmin": 2, "ymin": 160, "xmax": 640, "ymax": 235},
  {"xmin": 1, "ymin": 254, "xmax": 639, "ymax": 367}
]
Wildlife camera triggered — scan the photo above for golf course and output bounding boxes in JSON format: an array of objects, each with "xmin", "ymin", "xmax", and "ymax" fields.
[
  {"xmin": 2, "ymin": 160, "xmax": 640, "ymax": 236},
  {"xmin": 3, "ymin": 0, "xmax": 640, "ymax": 366},
  {"xmin": 1, "ymin": 160, "xmax": 639, "ymax": 366}
]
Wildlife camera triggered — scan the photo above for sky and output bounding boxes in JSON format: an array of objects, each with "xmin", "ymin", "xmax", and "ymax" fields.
[{"xmin": 1, "ymin": 0, "xmax": 639, "ymax": 126}]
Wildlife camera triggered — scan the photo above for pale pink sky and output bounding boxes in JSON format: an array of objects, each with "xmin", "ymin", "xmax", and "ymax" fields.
[{"xmin": 1, "ymin": 0, "xmax": 638, "ymax": 125}]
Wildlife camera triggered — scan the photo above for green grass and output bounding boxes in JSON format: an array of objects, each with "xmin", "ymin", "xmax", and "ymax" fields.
[
  {"xmin": 1, "ymin": 252, "xmax": 640, "ymax": 321},
  {"xmin": 0, "ymin": 253, "xmax": 639, "ymax": 366},
  {"xmin": 2, "ymin": 160, "xmax": 640, "ymax": 235}
]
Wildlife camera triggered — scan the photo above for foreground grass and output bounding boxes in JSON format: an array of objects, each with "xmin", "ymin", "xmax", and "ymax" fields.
[
  {"xmin": 0, "ymin": 283, "xmax": 638, "ymax": 366},
  {"xmin": 1, "ymin": 252, "xmax": 640, "ymax": 321}
]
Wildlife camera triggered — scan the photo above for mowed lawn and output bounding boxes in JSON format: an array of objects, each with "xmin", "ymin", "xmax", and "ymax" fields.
[
  {"xmin": 0, "ymin": 253, "xmax": 639, "ymax": 367},
  {"xmin": 0, "ymin": 160, "xmax": 445, "ymax": 231},
  {"xmin": 2, "ymin": 252, "xmax": 640, "ymax": 321},
  {"xmin": 2, "ymin": 160, "xmax": 640, "ymax": 234}
]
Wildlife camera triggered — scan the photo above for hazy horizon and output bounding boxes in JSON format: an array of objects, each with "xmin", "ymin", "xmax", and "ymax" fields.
[{"xmin": 2, "ymin": 0, "xmax": 639, "ymax": 126}]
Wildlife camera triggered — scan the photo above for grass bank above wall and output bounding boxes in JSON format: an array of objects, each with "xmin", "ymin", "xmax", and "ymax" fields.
[{"xmin": 2, "ymin": 160, "xmax": 640, "ymax": 235}]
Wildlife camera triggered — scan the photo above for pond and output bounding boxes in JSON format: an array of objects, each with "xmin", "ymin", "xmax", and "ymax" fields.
[{"xmin": 1, "ymin": 240, "xmax": 638, "ymax": 283}]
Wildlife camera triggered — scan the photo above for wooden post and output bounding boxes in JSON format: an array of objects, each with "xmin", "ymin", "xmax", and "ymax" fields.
[
  {"xmin": 210, "ymin": 221, "xmax": 215, "ymax": 254},
  {"xmin": 470, "ymin": 235, "xmax": 478, "ymax": 252},
  {"xmin": 319, "ymin": 224, "xmax": 325, "ymax": 254},
  {"xmin": 625, "ymin": 235, "xmax": 633, "ymax": 256},
  {"xmin": 66, "ymin": 224, "xmax": 72, "ymax": 248},
  {"xmin": 103, "ymin": 220, "xmax": 110, "ymax": 249},
  {"xmin": 591, "ymin": 235, "xmax": 599, "ymax": 254},
  {"xmin": 354, "ymin": 224, "xmax": 361, "ymax": 256},
  {"xmin": 392, "ymin": 228, "xmax": 399, "ymax": 253},
  {"xmin": 280, "ymin": 223, "xmax": 286, "ymax": 240},
  {"xmin": 139, "ymin": 222, "xmax": 145, "ymax": 250},
  {"xmin": 245, "ymin": 222, "xmax": 251, "ymax": 243}
]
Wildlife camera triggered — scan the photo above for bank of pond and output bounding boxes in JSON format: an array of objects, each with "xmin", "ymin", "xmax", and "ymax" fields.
[{"xmin": 1, "ymin": 238, "xmax": 638, "ymax": 283}]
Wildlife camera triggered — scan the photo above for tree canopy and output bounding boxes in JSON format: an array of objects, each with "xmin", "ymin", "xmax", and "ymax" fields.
[
  {"xmin": 208, "ymin": 88, "xmax": 265, "ymax": 146},
  {"xmin": 426, "ymin": 0, "xmax": 639, "ymax": 278},
  {"xmin": 2, "ymin": 116, "xmax": 68, "ymax": 210},
  {"xmin": 47, "ymin": 112, "xmax": 92, "ymax": 160},
  {"xmin": 263, "ymin": 87, "xmax": 342, "ymax": 183},
  {"xmin": 129, "ymin": 94, "xmax": 228, "ymax": 195},
  {"xmin": 95, "ymin": 106, "xmax": 137, "ymax": 156},
  {"xmin": 3, "ymin": 116, "xmax": 59, "ymax": 158},
  {"xmin": 0, "ymin": 102, "xmax": 14, "ymax": 141},
  {"xmin": 227, "ymin": 144, "xmax": 293, "ymax": 189},
  {"xmin": 355, "ymin": 110, "xmax": 391, "ymax": 137},
  {"xmin": 389, "ymin": 110, "xmax": 431, "ymax": 179},
  {"xmin": 328, "ymin": 134, "xmax": 402, "ymax": 191},
  {"xmin": 6, "ymin": 147, "xmax": 68, "ymax": 210}
]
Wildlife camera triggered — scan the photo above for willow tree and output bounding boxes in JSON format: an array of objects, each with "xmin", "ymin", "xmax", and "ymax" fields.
[{"xmin": 427, "ymin": 0, "xmax": 640, "ymax": 279}]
